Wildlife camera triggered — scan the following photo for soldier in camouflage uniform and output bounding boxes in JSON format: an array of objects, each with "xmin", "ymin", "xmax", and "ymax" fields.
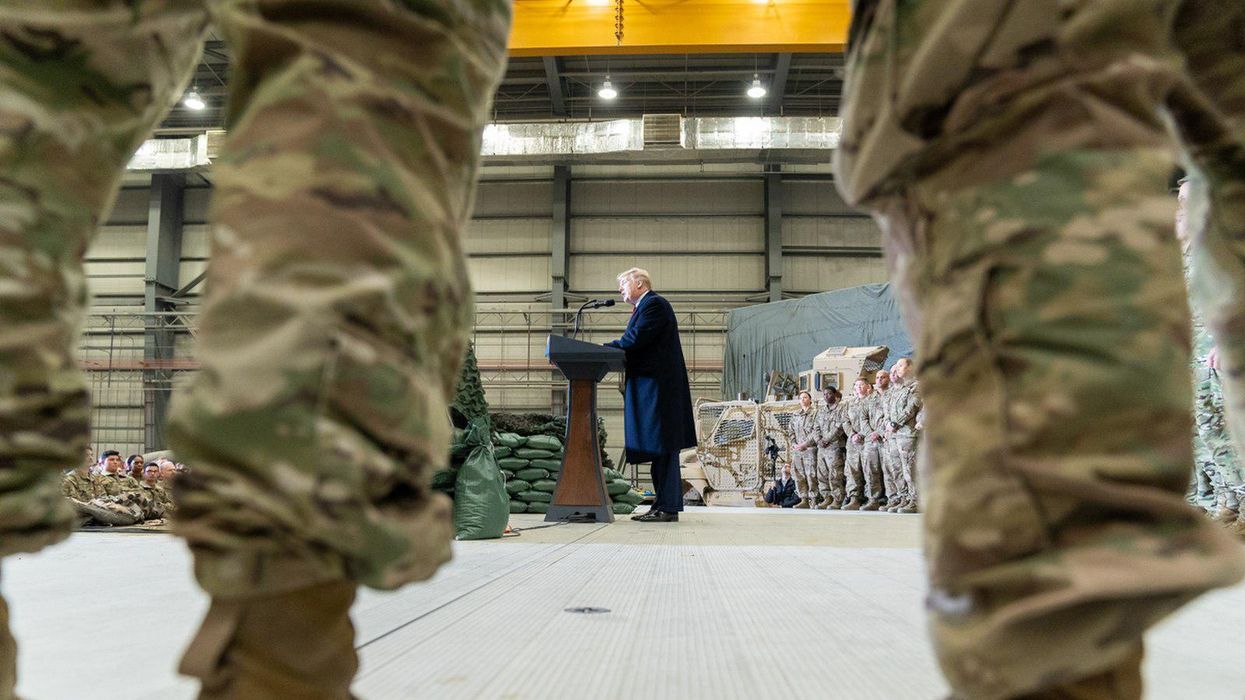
[
  {"xmin": 885, "ymin": 358, "xmax": 920, "ymax": 514},
  {"xmin": 0, "ymin": 1, "xmax": 511, "ymax": 697},
  {"xmin": 788, "ymin": 390, "xmax": 820, "ymax": 509},
  {"xmin": 871, "ymin": 369, "xmax": 899, "ymax": 510},
  {"xmin": 836, "ymin": 1, "xmax": 1245, "ymax": 697},
  {"xmin": 842, "ymin": 379, "xmax": 885, "ymax": 511},
  {"xmin": 1177, "ymin": 179, "xmax": 1244, "ymax": 523},
  {"xmin": 814, "ymin": 386, "xmax": 848, "ymax": 509}
]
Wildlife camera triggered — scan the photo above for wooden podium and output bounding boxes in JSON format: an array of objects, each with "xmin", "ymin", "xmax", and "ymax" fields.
[{"xmin": 545, "ymin": 335, "xmax": 625, "ymax": 523}]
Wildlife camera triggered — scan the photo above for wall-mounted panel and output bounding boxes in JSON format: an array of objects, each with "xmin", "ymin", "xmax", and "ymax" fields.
[
  {"xmin": 468, "ymin": 256, "xmax": 550, "ymax": 294},
  {"xmin": 571, "ymin": 217, "xmax": 763, "ymax": 254},
  {"xmin": 784, "ymin": 256, "xmax": 889, "ymax": 294},
  {"xmin": 784, "ymin": 180, "xmax": 863, "ymax": 216},
  {"xmin": 465, "ymin": 218, "xmax": 550, "ymax": 255},
  {"xmin": 572, "ymin": 179, "xmax": 763, "ymax": 216},
  {"xmin": 473, "ymin": 181, "xmax": 553, "ymax": 218},
  {"xmin": 782, "ymin": 217, "xmax": 882, "ymax": 249},
  {"xmin": 570, "ymin": 254, "xmax": 764, "ymax": 293}
]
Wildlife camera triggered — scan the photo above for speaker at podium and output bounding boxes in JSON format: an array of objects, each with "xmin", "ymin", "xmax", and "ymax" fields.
[{"xmin": 544, "ymin": 335, "xmax": 625, "ymax": 522}]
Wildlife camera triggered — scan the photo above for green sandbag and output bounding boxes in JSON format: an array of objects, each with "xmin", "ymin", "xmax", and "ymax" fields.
[
  {"xmin": 493, "ymin": 446, "xmax": 513, "ymax": 459},
  {"xmin": 515, "ymin": 448, "xmax": 556, "ymax": 460},
  {"xmin": 453, "ymin": 418, "xmax": 509, "ymax": 540},
  {"xmin": 606, "ymin": 479, "xmax": 631, "ymax": 496},
  {"xmin": 525, "ymin": 434, "xmax": 563, "ymax": 452},
  {"xmin": 519, "ymin": 490, "xmax": 552, "ymax": 503},
  {"xmin": 509, "ymin": 500, "xmax": 528, "ymax": 513},
  {"xmin": 532, "ymin": 479, "xmax": 558, "ymax": 493},
  {"xmin": 527, "ymin": 501, "xmax": 549, "ymax": 514},
  {"xmin": 495, "ymin": 433, "xmax": 526, "ymax": 449},
  {"xmin": 612, "ymin": 502, "xmax": 636, "ymax": 515},
  {"xmin": 603, "ymin": 468, "xmax": 624, "ymax": 481},
  {"xmin": 505, "ymin": 480, "xmax": 531, "ymax": 495},
  {"xmin": 515, "ymin": 468, "xmax": 549, "ymax": 482},
  {"xmin": 530, "ymin": 458, "xmax": 563, "ymax": 472},
  {"xmin": 431, "ymin": 468, "xmax": 456, "ymax": 494},
  {"xmin": 614, "ymin": 490, "xmax": 644, "ymax": 505},
  {"xmin": 497, "ymin": 458, "xmax": 529, "ymax": 471}
]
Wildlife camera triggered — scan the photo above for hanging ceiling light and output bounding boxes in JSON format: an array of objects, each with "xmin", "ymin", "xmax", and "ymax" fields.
[
  {"xmin": 747, "ymin": 75, "xmax": 768, "ymax": 99},
  {"xmin": 183, "ymin": 88, "xmax": 206, "ymax": 111},
  {"xmin": 598, "ymin": 77, "xmax": 618, "ymax": 100}
]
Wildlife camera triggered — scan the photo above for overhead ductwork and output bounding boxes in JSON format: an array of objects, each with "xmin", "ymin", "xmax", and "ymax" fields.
[{"xmin": 129, "ymin": 116, "xmax": 843, "ymax": 170}]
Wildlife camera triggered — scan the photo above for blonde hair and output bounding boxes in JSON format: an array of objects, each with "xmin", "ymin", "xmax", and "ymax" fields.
[{"xmin": 617, "ymin": 267, "xmax": 652, "ymax": 290}]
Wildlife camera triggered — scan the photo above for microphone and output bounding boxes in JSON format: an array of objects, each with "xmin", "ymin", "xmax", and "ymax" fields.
[{"xmin": 573, "ymin": 299, "xmax": 616, "ymax": 338}]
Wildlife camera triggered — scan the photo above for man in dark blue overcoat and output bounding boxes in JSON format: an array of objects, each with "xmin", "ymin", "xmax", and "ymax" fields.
[{"xmin": 605, "ymin": 268, "xmax": 697, "ymax": 522}]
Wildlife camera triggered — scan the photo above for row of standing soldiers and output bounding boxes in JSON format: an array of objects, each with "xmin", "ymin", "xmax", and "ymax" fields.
[{"xmin": 786, "ymin": 358, "xmax": 922, "ymax": 513}]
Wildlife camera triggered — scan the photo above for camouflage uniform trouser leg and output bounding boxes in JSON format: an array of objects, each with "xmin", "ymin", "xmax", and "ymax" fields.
[
  {"xmin": 791, "ymin": 449, "xmax": 818, "ymax": 502},
  {"xmin": 816, "ymin": 444, "xmax": 843, "ymax": 503},
  {"xmin": 843, "ymin": 441, "xmax": 865, "ymax": 503},
  {"xmin": 840, "ymin": 2, "xmax": 1245, "ymax": 696},
  {"xmin": 166, "ymin": 0, "xmax": 511, "ymax": 598},
  {"xmin": 879, "ymin": 435, "xmax": 897, "ymax": 502},
  {"xmin": 891, "ymin": 431, "xmax": 918, "ymax": 504},
  {"xmin": 0, "ymin": 4, "xmax": 208, "ymax": 696},
  {"xmin": 860, "ymin": 443, "xmax": 883, "ymax": 504},
  {"xmin": 0, "ymin": 0, "xmax": 207, "ymax": 558}
]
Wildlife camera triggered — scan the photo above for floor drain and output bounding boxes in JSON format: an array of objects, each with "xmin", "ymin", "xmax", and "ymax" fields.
[{"xmin": 564, "ymin": 606, "xmax": 610, "ymax": 614}]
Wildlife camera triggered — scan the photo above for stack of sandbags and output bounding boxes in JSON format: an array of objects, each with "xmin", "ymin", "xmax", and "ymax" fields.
[
  {"xmin": 495, "ymin": 431, "xmax": 646, "ymax": 515},
  {"xmin": 495, "ymin": 432, "xmax": 564, "ymax": 515}
]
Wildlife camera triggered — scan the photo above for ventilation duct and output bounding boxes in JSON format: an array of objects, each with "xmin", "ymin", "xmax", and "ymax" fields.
[{"xmin": 642, "ymin": 114, "xmax": 684, "ymax": 148}]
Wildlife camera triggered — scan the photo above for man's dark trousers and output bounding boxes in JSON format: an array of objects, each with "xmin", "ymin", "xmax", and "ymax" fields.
[{"xmin": 649, "ymin": 451, "xmax": 683, "ymax": 513}]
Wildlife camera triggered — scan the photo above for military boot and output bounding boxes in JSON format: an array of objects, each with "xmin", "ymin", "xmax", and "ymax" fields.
[
  {"xmin": 814, "ymin": 497, "xmax": 833, "ymax": 509},
  {"xmin": 826, "ymin": 497, "xmax": 842, "ymax": 510},
  {"xmin": 794, "ymin": 498, "xmax": 811, "ymax": 509},
  {"xmin": 754, "ymin": 496, "xmax": 772, "ymax": 508},
  {"xmin": 841, "ymin": 498, "xmax": 861, "ymax": 511},
  {"xmin": 884, "ymin": 496, "xmax": 901, "ymax": 512},
  {"xmin": 861, "ymin": 499, "xmax": 884, "ymax": 511},
  {"xmin": 897, "ymin": 497, "xmax": 919, "ymax": 514},
  {"xmin": 181, "ymin": 580, "xmax": 359, "ymax": 700}
]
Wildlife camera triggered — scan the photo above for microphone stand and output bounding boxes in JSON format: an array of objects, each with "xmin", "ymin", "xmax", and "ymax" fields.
[{"xmin": 572, "ymin": 300, "xmax": 595, "ymax": 340}]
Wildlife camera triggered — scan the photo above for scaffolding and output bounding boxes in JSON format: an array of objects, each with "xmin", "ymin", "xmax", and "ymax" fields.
[{"xmin": 77, "ymin": 308, "xmax": 727, "ymax": 456}]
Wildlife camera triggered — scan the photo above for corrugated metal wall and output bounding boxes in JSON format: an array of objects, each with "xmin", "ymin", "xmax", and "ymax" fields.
[{"xmin": 81, "ymin": 165, "xmax": 885, "ymax": 464}]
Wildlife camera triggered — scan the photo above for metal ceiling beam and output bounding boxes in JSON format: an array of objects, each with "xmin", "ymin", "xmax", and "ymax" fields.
[
  {"xmin": 542, "ymin": 56, "xmax": 567, "ymax": 116},
  {"xmin": 768, "ymin": 53, "xmax": 792, "ymax": 114},
  {"xmin": 509, "ymin": 0, "xmax": 849, "ymax": 56}
]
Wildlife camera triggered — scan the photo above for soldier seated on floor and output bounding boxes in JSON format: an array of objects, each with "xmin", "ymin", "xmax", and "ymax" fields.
[
  {"xmin": 139, "ymin": 462, "xmax": 175, "ymax": 519},
  {"xmin": 126, "ymin": 453, "xmax": 145, "ymax": 480}
]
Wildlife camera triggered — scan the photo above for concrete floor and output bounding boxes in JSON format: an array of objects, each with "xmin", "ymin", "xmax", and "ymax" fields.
[{"xmin": 3, "ymin": 508, "xmax": 1243, "ymax": 699}]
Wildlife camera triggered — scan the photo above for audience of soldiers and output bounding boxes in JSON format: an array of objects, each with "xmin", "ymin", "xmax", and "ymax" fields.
[
  {"xmin": 763, "ymin": 357, "xmax": 923, "ymax": 514},
  {"xmin": 61, "ymin": 448, "xmax": 185, "ymax": 527}
]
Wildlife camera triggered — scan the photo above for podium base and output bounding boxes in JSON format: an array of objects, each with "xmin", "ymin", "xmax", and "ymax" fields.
[{"xmin": 544, "ymin": 504, "xmax": 615, "ymax": 524}]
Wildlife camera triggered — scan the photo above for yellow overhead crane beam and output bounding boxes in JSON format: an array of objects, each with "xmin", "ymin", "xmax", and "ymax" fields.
[{"xmin": 509, "ymin": 0, "xmax": 850, "ymax": 56}]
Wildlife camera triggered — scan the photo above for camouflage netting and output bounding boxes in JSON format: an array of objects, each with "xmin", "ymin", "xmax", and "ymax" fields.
[{"xmin": 451, "ymin": 342, "xmax": 490, "ymax": 431}]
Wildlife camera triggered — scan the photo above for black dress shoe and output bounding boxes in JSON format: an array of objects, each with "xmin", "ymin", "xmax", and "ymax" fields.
[{"xmin": 632, "ymin": 509, "xmax": 678, "ymax": 522}]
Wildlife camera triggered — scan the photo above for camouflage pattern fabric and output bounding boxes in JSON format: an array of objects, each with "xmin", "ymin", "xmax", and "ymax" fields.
[
  {"xmin": 60, "ymin": 470, "xmax": 99, "ymax": 503},
  {"xmin": 0, "ymin": 1, "xmax": 207, "ymax": 560},
  {"xmin": 870, "ymin": 388, "xmax": 898, "ymax": 505},
  {"xmin": 0, "ymin": 0, "xmax": 510, "ymax": 694},
  {"xmin": 836, "ymin": 1, "xmax": 1245, "ymax": 697},
  {"xmin": 814, "ymin": 401, "xmax": 848, "ymax": 506},
  {"xmin": 789, "ymin": 406, "xmax": 819, "ymax": 504},
  {"xmin": 842, "ymin": 394, "xmax": 884, "ymax": 507},
  {"xmin": 885, "ymin": 377, "xmax": 922, "ymax": 508}
]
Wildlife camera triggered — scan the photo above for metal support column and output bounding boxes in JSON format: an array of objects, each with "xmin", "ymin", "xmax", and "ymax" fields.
[
  {"xmin": 143, "ymin": 173, "xmax": 185, "ymax": 450},
  {"xmin": 550, "ymin": 165, "xmax": 572, "ymax": 415},
  {"xmin": 764, "ymin": 168, "xmax": 784, "ymax": 303}
]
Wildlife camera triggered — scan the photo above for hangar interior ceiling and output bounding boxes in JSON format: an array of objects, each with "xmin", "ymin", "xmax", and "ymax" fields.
[
  {"xmin": 161, "ymin": 40, "xmax": 846, "ymax": 131},
  {"xmin": 83, "ymin": 21, "xmax": 881, "ymax": 463}
]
